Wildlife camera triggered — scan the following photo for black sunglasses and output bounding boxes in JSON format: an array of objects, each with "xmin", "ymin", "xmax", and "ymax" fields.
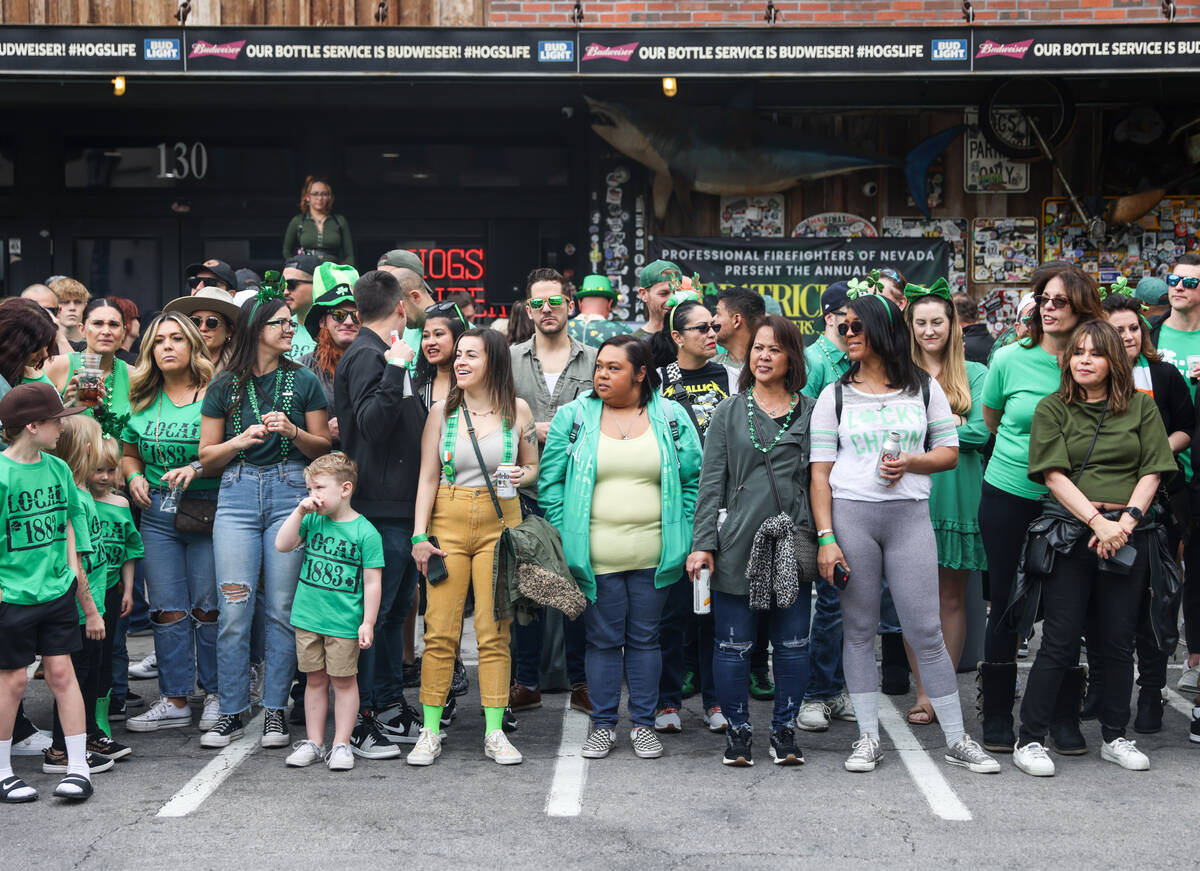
[
  {"xmin": 284, "ymin": 278, "xmax": 312, "ymax": 291},
  {"xmin": 188, "ymin": 276, "xmax": 224, "ymax": 289},
  {"xmin": 837, "ymin": 321, "xmax": 865, "ymax": 336},
  {"xmin": 1036, "ymin": 294, "xmax": 1071, "ymax": 310},
  {"xmin": 425, "ymin": 301, "xmax": 468, "ymax": 325},
  {"xmin": 42, "ymin": 306, "xmax": 60, "ymax": 317},
  {"xmin": 190, "ymin": 315, "xmax": 224, "ymax": 331},
  {"xmin": 679, "ymin": 322, "xmax": 719, "ymax": 335},
  {"xmin": 327, "ymin": 309, "xmax": 359, "ymax": 325}
]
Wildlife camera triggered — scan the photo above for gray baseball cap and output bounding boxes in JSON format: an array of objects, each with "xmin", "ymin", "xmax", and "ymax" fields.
[{"xmin": 377, "ymin": 249, "xmax": 433, "ymax": 294}]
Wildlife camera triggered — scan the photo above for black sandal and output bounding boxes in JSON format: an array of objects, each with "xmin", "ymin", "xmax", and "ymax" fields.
[
  {"xmin": 52, "ymin": 773, "xmax": 93, "ymax": 801},
  {"xmin": 1, "ymin": 775, "xmax": 38, "ymax": 803}
]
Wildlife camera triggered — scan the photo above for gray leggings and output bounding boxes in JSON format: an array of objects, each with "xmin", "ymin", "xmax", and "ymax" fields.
[{"xmin": 832, "ymin": 498, "xmax": 958, "ymax": 701}]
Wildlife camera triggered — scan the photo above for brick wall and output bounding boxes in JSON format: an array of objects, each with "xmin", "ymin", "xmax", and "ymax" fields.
[{"xmin": 488, "ymin": 0, "xmax": 1199, "ymax": 27}]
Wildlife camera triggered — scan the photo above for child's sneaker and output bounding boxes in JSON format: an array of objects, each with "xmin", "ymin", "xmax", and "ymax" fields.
[
  {"xmin": 200, "ymin": 713, "xmax": 244, "ymax": 748},
  {"xmin": 42, "ymin": 748, "xmax": 113, "ymax": 775},
  {"xmin": 406, "ymin": 727, "xmax": 442, "ymax": 766},
  {"xmin": 126, "ymin": 698, "xmax": 192, "ymax": 732},
  {"xmin": 325, "ymin": 743, "xmax": 355, "ymax": 771},
  {"xmin": 86, "ymin": 734, "xmax": 131, "ymax": 761},
  {"xmin": 285, "ymin": 740, "xmax": 325, "ymax": 768}
]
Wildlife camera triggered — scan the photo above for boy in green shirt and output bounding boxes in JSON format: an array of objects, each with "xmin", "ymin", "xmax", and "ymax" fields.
[
  {"xmin": 275, "ymin": 453, "xmax": 383, "ymax": 772},
  {"xmin": 0, "ymin": 383, "xmax": 98, "ymax": 802}
]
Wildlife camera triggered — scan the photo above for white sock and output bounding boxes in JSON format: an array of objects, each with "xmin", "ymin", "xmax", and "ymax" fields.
[
  {"xmin": 0, "ymin": 737, "xmax": 12, "ymax": 779},
  {"xmin": 850, "ymin": 692, "xmax": 879, "ymax": 740},
  {"xmin": 64, "ymin": 733, "xmax": 90, "ymax": 779},
  {"xmin": 929, "ymin": 692, "xmax": 965, "ymax": 748}
]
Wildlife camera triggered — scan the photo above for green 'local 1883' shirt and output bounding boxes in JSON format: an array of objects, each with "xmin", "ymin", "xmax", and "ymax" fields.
[
  {"xmin": 76, "ymin": 489, "xmax": 105, "ymax": 623},
  {"xmin": 94, "ymin": 499, "xmax": 144, "ymax": 590},
  {"xmin": 1151, "ymin": 322, "xmax": 1200, "ymax": 482},
  {"xmin": 121, "ymin": 391, "xmax": 218, "ymax": 491},
  {"xmin": 0, "ymin": 452, "xmax": 92, "ymax": 605},
  {"xmin": 290, "ymin": 512, "xmax": 385, "ymax": 639}
]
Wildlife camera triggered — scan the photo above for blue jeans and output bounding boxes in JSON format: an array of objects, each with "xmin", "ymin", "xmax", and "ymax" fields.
[
  {"xmin": 805, "ymin": 580, "xmax": 845, "ymax": 700},
  {"xmin": 879, "ymin": 578, "xmax": 901, "ymax": 635},
  {"xmin": 713, "ymin": 587, "xmax": 812, "ymax": 730},
  {"xmin": 514, "ymin": 608, "xmax": 588, "ymax": 689},
  {"xmin": 142, "ymin": 489, "xmax": 219, "ymax": 698},
  {"xmin": 213, "ymin": 463, "xmax": 307, "ymax": 715},
  {"xmin": 659, "ymin": 576, "xmax": 717, "ymax": 709},
  {"xmin": 584, "ymin": 568, "xmax": 670, "ymax": 729},
  {"xmin": 359, "ymin": 518, "xmax": 420, "ymax": 711}
]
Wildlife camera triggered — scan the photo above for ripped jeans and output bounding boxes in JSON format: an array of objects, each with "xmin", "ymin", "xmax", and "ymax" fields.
[{"xmin": 712, "ymin": 586, "xmax": 812, "ymax": 730}]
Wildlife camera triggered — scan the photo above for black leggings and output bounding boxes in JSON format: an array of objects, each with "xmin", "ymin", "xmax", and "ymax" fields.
[
  {"xmin": 98, "ymin": 584, "xmax": 121, "ymax": 698},
  {"xmin": 51, "ymin": 627, "xmax": 103, "ymax": 747},
  {"xmin": 979, "ymin": 480, "xmax": 1043, "ymax": 663},
  {"xmin": 1182, "ymin": 532, "xmax": 1200, "ymax": 655}
]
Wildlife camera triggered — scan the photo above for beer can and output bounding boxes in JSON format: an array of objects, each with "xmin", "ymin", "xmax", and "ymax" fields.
[
  {"xmin": 495, "ymin": 463, "xmax": 520, "ymax": 498},
  {"xmin": 876, "ymin": 431, "xmax": 903, "ymax": 486},
  {"xmin": 693, "ymin": 567, "xmax": 712, "ymax": 615}
]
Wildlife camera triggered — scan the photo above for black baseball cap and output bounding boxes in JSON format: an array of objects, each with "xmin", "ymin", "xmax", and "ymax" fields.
[
  {"xmin": 821, "ymin": 281, "xmax": 851, "ymax": 316},
  {"xmin": 184, "ymin": 259, "xmax": 237, "ymax": 290},
  {"xmin": 282, "ymin": 254, "xmax": 321, "ymax": 277}
]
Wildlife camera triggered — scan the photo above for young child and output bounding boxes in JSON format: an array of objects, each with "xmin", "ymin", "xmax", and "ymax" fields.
[
  {"xmin": 44, "ymin": 414, "xmax": 117, "ymax": 777},
  {"xmin": 88, "ymin": 436, "xmax": 143, "ymax": 750},
  {"xmin": 274, "ymin": 453, "xmax": 382, "ymax": 772},
  {"xmin": 0, "ymin": 383, "xmax": 99, "ymax": 803}
]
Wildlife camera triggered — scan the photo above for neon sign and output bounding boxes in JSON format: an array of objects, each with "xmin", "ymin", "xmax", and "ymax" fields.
[{"xmin": 410, "ymin": 246, "xmax": 506, "ymax": 316}]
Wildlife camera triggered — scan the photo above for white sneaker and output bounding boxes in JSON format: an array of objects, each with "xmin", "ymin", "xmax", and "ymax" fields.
[
  {"xmin": 844, "ymin": 734, "xmax": 883, "ymax": 772},
  {"xmin": 1177, "ymin": 663, "xmax": 1200, "ymax": 694},
  {"xmin": 1013, "ymin": 741, "xmax": 1055, "ymax": 777},
  {"xmin": 1101, "ymin": 736, "xmax": 1150, "ymax": 771},
  {"xmin": 199, "ymin": 694, "xmax": 221, "ymax": 731},
  {"xmin": 285, "ymin": 740, "xmax": 324, "ymax": 768},
  {"xmin": 248, "ymin": 663, "xmax": 264, "ymax": 707},
  {"xmin": 126, "ymin": 698, "xmax": 192, "ymax": 732},
  {"xmin": 10, "ymin": 730, "xmax": 52, "ymax": 756},
  {"xmin": 484, "ymin": 730, "xmax": 523, "ymax": 765},
  {"xmin": 325, "ymin": 743, "xmax": 356, "ymax": 771},
  {"xmin": 128, "ymin": 653, "xmax": 158, "ymax": 680},
  {"xmin": 703, "ymin": 706, "xmax": 728, "ymax": 733},
  {"xmin": 406, "ymin": 727, "xmax": 442, "ymax": 766},
  {"xmin": 653, "ymin": 707, "xmax": 682, "ymax": 733},
  {"xmin": 826, "ymin": 691, "xmax": 857, "ymax": 722},
  {"xmin": 796, "ymin": 700, "xmax": 831, "ymax": 732}
]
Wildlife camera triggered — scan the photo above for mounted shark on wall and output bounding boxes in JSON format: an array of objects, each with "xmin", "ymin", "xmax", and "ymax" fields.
[{"xmin": 585, "ymin": 96, "xmax": 963, "ymax": 221}]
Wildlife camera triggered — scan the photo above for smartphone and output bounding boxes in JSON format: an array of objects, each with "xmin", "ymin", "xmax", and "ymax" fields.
[
  {"xmin": 425, "ymin": 535, "xmax": 449, "ymax": 585},
  {"xmin": 832, "ymin": 563, "xmax": 850, "ymax": 591},
  {"xmin": 1098, "ymin": 543, "xmax": 1136, "ymax": 575}
]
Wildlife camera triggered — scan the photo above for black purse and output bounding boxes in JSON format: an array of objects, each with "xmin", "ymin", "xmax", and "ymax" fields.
[{"xmin": 174, "ymin": 494, "xmax": 216, "ymax": 535}]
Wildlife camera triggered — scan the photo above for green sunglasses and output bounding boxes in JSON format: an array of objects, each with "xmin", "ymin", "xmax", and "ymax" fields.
[{"xmin": 527, "ymin": 295, "xmax": 565, "ymax": 310}]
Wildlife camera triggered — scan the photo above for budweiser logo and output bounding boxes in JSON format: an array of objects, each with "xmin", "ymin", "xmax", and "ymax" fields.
[
  {"xmin": 975, "ymin": 39, "xmax": 1033, "ymax": 60},
  {"xmin": 188, "ymin": 40, "xmax": 246, "ymax": 60},
  {"xmin": 581, "ymin": 42, "xmax": 638, "ymax": 63}
]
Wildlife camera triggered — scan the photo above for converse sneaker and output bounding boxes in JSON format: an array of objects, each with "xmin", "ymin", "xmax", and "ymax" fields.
[
  {"xmin": 127, "ymin": 653, "xmax": 158, "ymax": 680},
  {"xmin": 200, "ymin": 713, "xmax": 244, "ymax": 749},
  {"xmin": 86, "ymin": 734, "xmax": 131, "ymax": 762},
  {"xmin": 630, "ymin": 726, "xmax": 664, "ymax": 759},
  {"xmin": 844, "ymin": 735, "xmax": 883, "ymax": 772},
  {"xmin": 349, "ymin": 715, "xmax": 402, "ymax": 760},
  {"xmin": 285, "ymin": 740, "xmax": 324, "ymax": 767},
  {"xmin": 326, "ymin": 743, "xmax": 356, "ymax": 771},
  {"xmin": 42, "ymin": 748, "xmax": 113, "ymax": 775},
  {"xmin": 945, "ymin": 736, "xmax": 1000, "ymax": 774},
  {"xmin": 827, "ymin": 691, "xmax": 857, "ymax": 722},
  {"xmin": 1177, "ymin": 663, "xmax": 1200, "ymax": 694},
  {"xmin": 1013, "ymin": 741, "xmax": 1055, "ymax": 777},
  {"xmin": 126, "ymin": 698, "xmax": 192, "ymax": 732},
  {"xmin": 653, "ymin": 707, "xmax": 682, "ymax": 733},
  {"xmin": 796, "ymin": 700, "xmax": 831, "ymax": 732},
  {"xmin": 9, "ymin": 730, "xmax": 52, "ymax": 756},
  {"xmin": 376, "ymin": 700, "xmax": 422, "ymax": 744},
  {"xmin": 581, "ymin": 728, "xmax": 616, "ymax": 759},
  {"xmin": 261, "ymin": 708, "xmax": 289, "ymax": 748},
  {"xmin": 703, "ymin": 706, "xmax": 728, "ymax": 733},
  {"xmin": 406, "ymin": 727, "xmax": 442, "ymax": 766},
  {"xmin": 1100, "ymin": 736, "xmax": 1150, "ymax": 771},
  {"xmin": 769, "ymin": 726, "xmax": 804, "ymax": 766},
  {"xmin": 723, "ymin": 725, "xmax": 753, "ymax": 767},
  {"xmin": 484, "ymin": 730, "xmax": 523, "ymax": 765},
  {"xmin": 199, "ymin": 694, "xmax": 221, "ymax": 732}
]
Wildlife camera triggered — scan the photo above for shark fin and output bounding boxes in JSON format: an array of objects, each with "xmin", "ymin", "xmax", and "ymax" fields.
[
  {"xmin": 904, "ymin": 126, "xmax": 965, "ymax": 218},
  {"xmin": 652, "ymin": 172, "xmax": 673, "ymax": 221}
]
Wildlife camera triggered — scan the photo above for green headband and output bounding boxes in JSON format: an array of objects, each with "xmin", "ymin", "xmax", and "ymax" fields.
[
  {"xmin": 903, "ymin": 276, "xmax": 951, "ymax": 304},
  {"xmin": 251, "ymin": 271, "xmax": 286, "ymax": 321},
  {"xmin": 1100, "ymin": 275, "xmax": 1151, "ymax": 328},
  {"xmin": 845, "ymin": 271, "xmax": 896, "ymax": 325}
]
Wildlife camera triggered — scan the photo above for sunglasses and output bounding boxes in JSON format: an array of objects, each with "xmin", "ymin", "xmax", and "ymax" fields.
[
  {"xmin": 1167, "ymin": 273, "xmax": 1200, "ymax": 289},
  {"xmin": 425, "ymin": 301, "xmax": 468, "ymax": 325},
  {"xmin": 188, "ymin": 276, "xmax": 224, "ymax": 289},
  {"xmin": 1036, "ymin": 294, "xmax": 1070, "ymax": 310},
  {"xmin": 527, "ymin": 295, "xmax": 565, "ymax": 310},
  {"xmin": 837, "ymin": 321, "xmax": 865, "ymax": 336},
  {"xmin": 190, "ymin": 316, "xmax": 225, "ymax": 331},
  {"xmin": 264, "ymin": 317, "xmax": 296, "ymax": 332},
  {"xmin": 42, "ymin": 306, "xmax": 59, "ymax": 317},
  {"xmin": 679, "ymin": 322, "xmax": 719, "ymax": 335},
  {"xmin": 284, "ymin": 279, "xmax": 311, "ymax": 291},
  {"xmin": 327, "ymin": 309, "xmax": 359, "ymax": 325}
]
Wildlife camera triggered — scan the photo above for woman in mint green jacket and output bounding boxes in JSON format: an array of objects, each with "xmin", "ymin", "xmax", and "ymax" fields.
[{"xmin": 539, "ymin": 334, "xmax": 701, "ymax": 761}]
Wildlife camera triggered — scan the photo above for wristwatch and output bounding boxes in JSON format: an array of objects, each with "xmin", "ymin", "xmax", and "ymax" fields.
[
  {"xmin": 190, "ymin": 460, "xmax": 204, "ymax": 475},
  {"xmin": 1122, "ymin": 506, "xmax": 1143, "ymax": 522}
]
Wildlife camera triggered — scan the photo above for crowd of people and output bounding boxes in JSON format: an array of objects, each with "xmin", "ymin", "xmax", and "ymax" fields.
[{"xmin": 2, "ymin": 233, "xmax": 1200, "ymax": 804}]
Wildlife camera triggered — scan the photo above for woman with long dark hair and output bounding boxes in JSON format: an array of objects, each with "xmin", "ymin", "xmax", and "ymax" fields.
[
  {"xmin": 414, "ymin": 302, "xmax": 469, "ymax": 409},
  {"xmin": 810, "ymin": 289, "xmax": 998, "ymax": 774},
  {"xmin": 409, "ymin": 328, "xmax": 538, "ymax": 767},
  {"xmin": 47, "ymin": 298, "xmax": 132, "ymax": 420},
  {"xmin": 198, "ymin": 288, "xmax": 331, "ymax": 750},
  {"xmin": 0, "ymin": 298, "xmax": 58, "ymax": 391}
]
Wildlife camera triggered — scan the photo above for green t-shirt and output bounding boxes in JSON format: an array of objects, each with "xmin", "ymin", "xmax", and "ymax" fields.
[
  {"xmin": 1028, "ymin": 392, "xmax": 1177, "ymax": 504},
  {"xmin": 201, "ymin": 365, "xmax": 328, "ymax": 466},
  {"xmin": 982, "ymin": 341, "xmax": 1062, "ymax": 500},
  {"xmin": 290, "ymin": 513, "xmax": 385, "ymax": 639},
  {"xmin": 1150, "ymin": 322, "xmax": 1200, "ymax": 482},
  {"xmin": 76, "ymin": 489, "xmax": 105, "ymax": 623},
  {"xmin": 802, "ymin": 334, "xmax": 850, "ymax": 399},
  {"xmin": 64, "ymin": 355, "xmax": 131, "ymax": 422},
  {"xmin": 0, "ymin": 452, "xmax": 92, "ymax": 605},
  {"xmin": 94, "ymin": 499, "xmax": 144, "ymax": 590},
  {"xmin": 284, "ymin": 318, "xmax": 317, "ymax": 361},
  {"xmin": 121, "ymin": 391, "xmax": 218, "ymax": 491}
]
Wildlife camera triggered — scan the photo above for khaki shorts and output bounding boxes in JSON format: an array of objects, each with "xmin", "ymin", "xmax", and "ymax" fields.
[{"xmin": 295, "ymin": 628, "xmax": 360, "ymax": 677}]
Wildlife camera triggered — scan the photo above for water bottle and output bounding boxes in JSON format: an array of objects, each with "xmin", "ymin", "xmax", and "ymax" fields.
[
  {"xmin": 693, "ymin": 567, "xmax": 712, "ymax": 615},
  {"xmin": 876, "ymin": 431, "xmax": 903, "ymax": 486}
]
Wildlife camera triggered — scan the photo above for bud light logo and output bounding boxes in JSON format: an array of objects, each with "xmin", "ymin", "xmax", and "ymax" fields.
[
  {"xmin": 931, "ymin": 39, "xmax": 967, "ymax": 62},
  {"xmin": 144, "ymin": 38, "xmax": 180, "ymax": 61},
  {"xmin": 538, "ymin": 41, "xmax": 574, "ymax": 63}
]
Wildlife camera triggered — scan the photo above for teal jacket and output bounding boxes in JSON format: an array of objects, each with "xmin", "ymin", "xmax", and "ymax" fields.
[{"xmin": 538, "ymin": 391, "xmax": 703, "ymax": 601}]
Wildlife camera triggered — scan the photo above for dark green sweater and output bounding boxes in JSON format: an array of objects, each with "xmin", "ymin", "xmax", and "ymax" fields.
[{"xmin": 283, "ymin": 211, "xmax": 355, "ymax": 267}]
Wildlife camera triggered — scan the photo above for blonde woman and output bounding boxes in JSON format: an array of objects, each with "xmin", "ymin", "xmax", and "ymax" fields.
[{"xmin": 904, "ymin": 281, "xmax": 990, "ymax": 725}]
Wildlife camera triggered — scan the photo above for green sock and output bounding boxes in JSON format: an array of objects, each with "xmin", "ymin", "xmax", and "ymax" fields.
[
  {"xmin": 484, "ymin": 706, "xmax": 504, "ymax": 735},
  {"xmin": 95, "ymin": 690, "xmax": 111, "ymax": 738},
  {"xmin": 423, "ymin": 704, "xmax": 444, "ymax": 733}
]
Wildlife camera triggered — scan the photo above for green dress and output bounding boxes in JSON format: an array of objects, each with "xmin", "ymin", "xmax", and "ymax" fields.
[{"xmin": 928, "ymin": 361, "xmax": 989, "ymax": 571}]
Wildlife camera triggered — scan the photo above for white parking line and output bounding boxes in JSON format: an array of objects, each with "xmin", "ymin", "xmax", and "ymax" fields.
[
  {"xmin": 545, "ymin": 694, "xmax": 591, "ymax": 817},
  {"xmin": 1166, "ymin": 687, "xmax": 1197, "ymax": 720},
  {"xmin": 877, "ymin": 695, "xmax": 972, "ymax": 822},
  {"xmin": 157, "ymin": 711, "xmax": 266, "ymax": 818}
]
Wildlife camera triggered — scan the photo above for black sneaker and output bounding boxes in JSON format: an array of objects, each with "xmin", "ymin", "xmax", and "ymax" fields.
[
  {"xmin": 769, "ymin": 726, "xmax": 804, "ymax": 766},
  {"xmin": 1190, "ymin": 706, "xmax": 1200, "ymax": 744},
  {"xmin": 451, "ymin": 660, "xmax": 469, "ymax": 697},
  {"xmin": 87, "ymin": 734, "xmax": 132, "ymax": 761},
  {"xmin": 377, "ymin": 700, "xmax": 422, "ymax": 744},
  {"xmin": 109, "ymin": 697, "xmax": 128, "ymax": 722},
  {"xmin": 200, "ymin": 713, "xmax": 244, "ymax": 749},
  {"xmin": 403, "ymin": 656, "xmax": 422, "ymax": 689},
  {"xmin": 723, "ymin": 725, "xmax": 754, "ymax": 767},
  {"xmin": 350, "ymin": 715, "xmax": 402, "ymax": 760},
  {"xmin": 441, "ymin": 696, "xmax": 457, "ymax": 727},
  {"xmin": 125, "ymin": 690, "xmax": 145, "ymax": 709},
  {"xmin": 42, "ymin": 748, "xmax": 114, "ymax": 774},
  {"xmin": 261, "ymin": 708, "xmax": 289, "ymax": 748},
  {"xmin": 503, "ymin": 706, "xmax": 518, "ymax": 734},
  {"xmin": 289, "ymin": 703, "xmax": 306, "ymax": 726}
]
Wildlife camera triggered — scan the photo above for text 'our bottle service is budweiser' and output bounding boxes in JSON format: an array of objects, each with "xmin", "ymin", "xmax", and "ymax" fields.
[{"xmin": 876, "ymin": 431, "xmax": 902, "ymax": 486}]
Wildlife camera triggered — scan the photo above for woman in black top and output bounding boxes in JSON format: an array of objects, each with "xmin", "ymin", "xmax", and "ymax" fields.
[{"xmin": 655, "ymin": 298, "xmax": 740, "ymax": 439}]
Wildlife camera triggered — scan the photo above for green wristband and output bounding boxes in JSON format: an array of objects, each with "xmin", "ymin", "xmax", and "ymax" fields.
[
  {"xmin": 126, "ymin": 472, "xmax": 145, "ymax": 484},
  {"xmin": 817, "ymin": 534, "xmax": 837, "ymax": 546},
  {"xmin": 411, "ymin": 533, "xmax": 429, "ymax": 545}
]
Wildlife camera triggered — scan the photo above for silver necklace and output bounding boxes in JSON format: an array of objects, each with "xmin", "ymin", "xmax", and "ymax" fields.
[{"xmin": 609, "ymin": 406, "xmax": 643, "ymax": 440}]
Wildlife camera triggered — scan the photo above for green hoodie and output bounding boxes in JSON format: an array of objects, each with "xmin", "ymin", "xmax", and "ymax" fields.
[{"xmin": 538, "ymin": 391, "xmax": 702, "ymax": 600}]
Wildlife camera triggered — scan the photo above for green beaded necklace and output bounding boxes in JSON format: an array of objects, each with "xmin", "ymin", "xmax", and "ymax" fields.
[
  {"xmin": 746, "ymin": 385, "xmax": 798, "ymax": 454},
  {"xmin": 231, "ymin": 366, "xmax": 296, "ymax": 463}
]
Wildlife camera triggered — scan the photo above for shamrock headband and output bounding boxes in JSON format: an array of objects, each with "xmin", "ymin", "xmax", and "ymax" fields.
[
  {"xmin": 845, "ymin": 270, "xmax": 895, "ymax": 325},
  {"xmin": 1100, "ymin": 276, "xmax": 1151, "ymax": 326},
  {"xmin": 903, "ymin": 277, "xmax": 952, "ymax": 304},
  {"xmin": 250, "ymin": 270, "xmax": 287, "ymax": 321}
]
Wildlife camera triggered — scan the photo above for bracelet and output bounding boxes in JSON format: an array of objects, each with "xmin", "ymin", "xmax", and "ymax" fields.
[
  {"xmin": 292, "ymin": 422, "xmax": 300, "ymax": 439},
  {"xmin": 817, "ymin": 533, "xmax": 837, "ymax": 546},
  {"xmin": 126, "ymin": 471, "xmax": 145, "ymax": 483},
  {"xmin": 411, "ymin": 533, "xmax": 429, "ymax": 545},
  {"xmin": 1086, "ymin": 510, "xmax": 1100, "ymax": 527},
  {"xmin": 816, "ymin": 528, "xmax": 833, "ymax": 538}
]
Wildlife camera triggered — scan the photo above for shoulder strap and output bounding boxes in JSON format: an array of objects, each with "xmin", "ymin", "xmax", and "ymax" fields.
[
  {"xmin": 834, "ymin": 382, "xmax": 843, "ymax": 447},
  {"xmin": 462, "ymin": 408, "xmax": 508, "ymax": 526},
  {"xmin": 1072, "ymin": 398, "xmax": 1108, "ymax": 485},
  {"xmin": 762, "ymin": 450, "xmax": 785, "ymax": 515},
  {"xmin": 922, "ymin": 378, "xmax": 932, "ymax": 452},
  {"xmin": 566, "ymin": 404, "xmax": 586, "ymax": 457}
]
